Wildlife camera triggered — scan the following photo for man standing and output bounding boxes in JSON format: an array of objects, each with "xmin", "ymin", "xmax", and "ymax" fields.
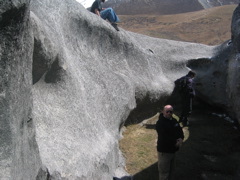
[
  {"xmin": 90, "ymin": 0, "xmax": 120, "ymax": 31},
  {"xmin": 156, "ymin": 105, "xmax": 184, "ymax": 180},
  {"xmin": 178, "ymin": 71, "xmax": 196, "ymax": 126}
]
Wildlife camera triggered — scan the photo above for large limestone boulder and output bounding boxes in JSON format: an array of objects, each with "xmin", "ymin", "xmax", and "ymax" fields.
[
  {"xmin": 30, "ymin": 0, "xmax": 213, "ymax": 179},
  {"xmin": 187, "ymin": 40, "xmax": 232, "ymax": 108},
  {"xmin": 1, "ymin": 0, "xmax": 240, "ymax": 179},
  {"xmin": 0, "ymin": 0, "xmax": 41, "ymax": 179}
]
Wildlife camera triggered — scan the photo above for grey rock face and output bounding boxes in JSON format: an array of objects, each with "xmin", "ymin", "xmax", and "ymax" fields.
[
  {"xmin": 228, "ymin": 4, "xmax": 240, "ymax": 122},
  {"xmin": 1, "ymin": 0, "xmax": 240, "ymax": 180},
  {"xmin": 0, "ymin": 0, "xmax": 41, "ymax": 179},
  {"xmin": 188, "ymin": 40, "xmax": 232, "ymax": 108},
  {"xmin": 31, "ymin": 0, "xmax": 136, "ymax": 179}
]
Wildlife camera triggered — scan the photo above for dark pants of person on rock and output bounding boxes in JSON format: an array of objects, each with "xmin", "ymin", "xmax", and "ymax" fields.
[{"xmin": 180, "ymin": 94, "xmax": 192, "ymax": 126}]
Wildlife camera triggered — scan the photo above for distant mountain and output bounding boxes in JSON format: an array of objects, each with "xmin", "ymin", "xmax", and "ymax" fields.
[
  {"xmin": 103, "ymin": 0, "xmax": 239, "ymax": 15},
  {"xmin": 198, "ymin": 0, "xmax": 238, "ymax": 8}
]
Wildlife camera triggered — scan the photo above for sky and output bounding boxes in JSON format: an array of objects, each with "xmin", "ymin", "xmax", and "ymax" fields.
[
  {"xmin": 76, "ymin": 0, "xmax": 109, "ymax": 8},
  {"xmin": 76, "ymin": 0, "xmax": 94, "ymax": 8}
]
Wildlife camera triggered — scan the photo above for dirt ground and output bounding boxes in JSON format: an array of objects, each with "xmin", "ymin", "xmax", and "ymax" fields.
[{"xmin": 120, "ymin": 103, "xmax": 240, "ymax": 180}]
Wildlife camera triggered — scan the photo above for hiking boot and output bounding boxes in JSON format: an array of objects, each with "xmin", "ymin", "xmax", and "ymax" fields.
[{"xmin": 111, "ymin": 23, "xmax": 119, "ymax": 31}]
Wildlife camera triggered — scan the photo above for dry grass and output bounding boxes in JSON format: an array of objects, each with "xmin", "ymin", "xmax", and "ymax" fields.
[
  {"xmin": 119, "ymin": 5, "xmax": 237, "ymax": 45},
  {"xmin": 120, "ymin": 114, "xmax": 159, "ymax": 174}
]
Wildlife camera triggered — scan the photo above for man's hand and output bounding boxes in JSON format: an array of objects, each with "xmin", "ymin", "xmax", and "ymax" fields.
[
  {"xmin": 176, "ymin": 138, "xmax": 183, "ymax": 148},
  {"xmin": 94, "ymin": 9, "xmax": 100, "ymax": 16}
]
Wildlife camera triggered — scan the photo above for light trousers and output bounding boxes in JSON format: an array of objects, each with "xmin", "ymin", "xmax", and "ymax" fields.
[{"xmin": 158, "ymin": 152, "xmax": 176, "ymax": 180}]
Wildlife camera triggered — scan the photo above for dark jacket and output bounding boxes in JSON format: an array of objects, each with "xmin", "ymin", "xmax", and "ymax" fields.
[
  {"xmin": 156, "ymin": 113, "xmax": 184, "ymax": 153},
  {"xmin": 175, "ymin": 75, "xmax": 195, "ymax": 97},
  {"xmin": 185, "ymin": 76, "xmax": 195, "ymax": 97},
  {"xmin": 90, "ymin": 0, "xmax": 102, "ymax": 13}
]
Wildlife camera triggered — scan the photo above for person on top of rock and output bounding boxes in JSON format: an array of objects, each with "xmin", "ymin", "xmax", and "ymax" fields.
[
  {"xmin": 156, "ymin": 105, "xmax": 184, "ymax": 180},
  {"xmin": 90, "ymin": 0, "xmax": 120, "ymax": 31}
]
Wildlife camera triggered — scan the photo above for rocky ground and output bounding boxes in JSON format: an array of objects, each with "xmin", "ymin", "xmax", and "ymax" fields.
[{"xmin": 120, "ymin": 102, "xmax": 240, "ymax": 180}]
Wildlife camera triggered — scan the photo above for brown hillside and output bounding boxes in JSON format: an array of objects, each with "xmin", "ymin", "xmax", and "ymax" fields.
[
  {"xmin": 119, "ymin": 5, "xmax": 237, "ymax": 45},
  {"xmin": 104, "ymin": 0, "xmax": 203, "ymax": 15}
]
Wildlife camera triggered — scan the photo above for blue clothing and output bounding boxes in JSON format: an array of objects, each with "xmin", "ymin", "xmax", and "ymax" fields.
[
  {"xmin": 91, "ymin": 0, "xmax": 120, "ymax": 23},
  {"xmin": 100, "ymin": 8, "xmax": 120, "ymax": 23}
]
